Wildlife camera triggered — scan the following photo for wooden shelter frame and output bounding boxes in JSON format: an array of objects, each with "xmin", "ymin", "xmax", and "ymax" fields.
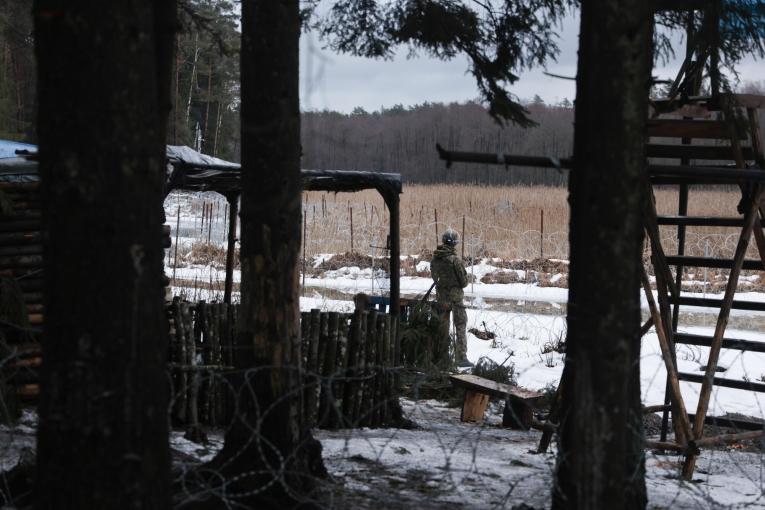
[{"xmin": 164, "ymin": 163, "xmax": 403, "ymax": 325}]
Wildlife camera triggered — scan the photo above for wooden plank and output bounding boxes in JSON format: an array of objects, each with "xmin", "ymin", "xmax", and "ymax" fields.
[
  {"xmin": 656, "ymin": 216, "xmax": 752, "ymax": 227},
  {"xmin": 675, "ymin": 332, "xmax": 765, "ymax": 353},
  {"xmin": 449, "ymin": 374, "xmax": 543, "ymax": 402},
  {"xmin": 647, "ymin": 119, "xmax": 745, "ymax": 139},
  {"xmin": 695, "ymin": 430, "xmax": 765, "ymax": 448},
  {"xmin": 649, "ymin": 165, "xmax": 765, "ymax": 182},
  {"xmin": 652, "ymin": 93, "xmax": 765, "ymax": 111},
  {"xmin": 665, "ymin": 255, "xmax": 763, "ymax": 270},
  {"xmin": 683, "ymin": 186, "xmax": 764, "ymax": 480},
  {"xmin": 647, "ymin": 144, "xmax": 753, "ymax": 161},
  {"xmin": 670, "ymin": 295, "xmax": 765, "ymax": 312},
  {"xmin": 460, "ymin": 390, "xmax": 490, "ymax": 423},
  {"xmin": 678, "ymin": 372, "xmax": 765, "ymax": 393},
  {"xmin": 688, "ymin": 413, "xmax": 765, "ymax": 431}
]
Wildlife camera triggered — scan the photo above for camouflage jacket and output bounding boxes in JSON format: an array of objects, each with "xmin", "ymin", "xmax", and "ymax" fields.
[{"xmin": 431, "ymin": 244, "xmax": 468, "ymax": 302}]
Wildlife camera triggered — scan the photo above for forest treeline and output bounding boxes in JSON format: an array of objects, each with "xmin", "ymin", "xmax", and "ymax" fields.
[{"xmin": 302, "ymin": 99, "xmax": 573, "ymax": 186}]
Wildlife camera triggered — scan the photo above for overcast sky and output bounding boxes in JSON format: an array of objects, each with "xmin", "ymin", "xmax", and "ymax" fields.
[{"xmin": 299, "ymin": 13, "xmax": 765, "ymax": 113}]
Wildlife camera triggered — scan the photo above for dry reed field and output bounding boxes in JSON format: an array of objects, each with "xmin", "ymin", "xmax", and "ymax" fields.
[{"xmin": 301, "ymin": 184, "xmax": 753, "ymax": 261}]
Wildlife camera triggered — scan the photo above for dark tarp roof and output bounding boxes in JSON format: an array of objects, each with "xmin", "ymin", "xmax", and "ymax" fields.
[{"xmin": 0, "ymin": 142, "xmax": 402, "ymax": 200}]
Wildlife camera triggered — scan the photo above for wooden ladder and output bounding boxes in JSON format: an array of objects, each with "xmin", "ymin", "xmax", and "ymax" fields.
[{"xmin": 643, "ymin": 94, "xmax": 765, "ymax": 479}]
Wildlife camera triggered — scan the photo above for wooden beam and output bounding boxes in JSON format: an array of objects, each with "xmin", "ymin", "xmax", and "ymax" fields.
[
  {"xmin": 675, "ymin": 332, "xmax": 765, "ymax": 353},
  {"xmin": 640, "ymin": 266, "xmax": 694, "ymax": 444},
  {"xmin": 647, "ymin": 144, "xmax": 753, "ymax": 161},
  {"xmin": 647, "ymin": 119, "xmax": 747, "ymax": 139}
]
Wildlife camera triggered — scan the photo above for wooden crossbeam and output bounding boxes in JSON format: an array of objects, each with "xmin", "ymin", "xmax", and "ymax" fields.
[{"xmin": 647, "ymin": 119, "xmax": 747, "ymax": 139}]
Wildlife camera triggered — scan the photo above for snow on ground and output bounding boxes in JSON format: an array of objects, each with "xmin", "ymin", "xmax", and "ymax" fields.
[{"xmin": 315, "ymin": 399, "xmax": 765, "ymax": 509}]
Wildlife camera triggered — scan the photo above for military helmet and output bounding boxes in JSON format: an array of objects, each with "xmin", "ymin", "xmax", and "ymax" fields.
[{"xmin": 442, "ymin": 228, "xmax": 460, "ymax": 246}]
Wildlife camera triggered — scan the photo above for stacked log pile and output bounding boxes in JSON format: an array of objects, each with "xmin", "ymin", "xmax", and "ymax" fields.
[{"xmin": 0, "ymin": 180, "xmax": 43, "ymax": 402}]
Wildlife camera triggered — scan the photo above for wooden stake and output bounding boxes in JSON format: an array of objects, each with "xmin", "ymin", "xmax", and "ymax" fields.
[
  {"xmin": 173, "ymin": 204, "xmax": 180, "ymax": 283},
  {"xmin": 349, "ymin": 206, "xmax": 354, "ymax": 253},
  {"xmin": 434, "ymin": 208, "xmax": 439, "ymax": 245},
  {"xmin": 540, "ymin": 209, "xmax": 544, "ymax": 259},
  {"xmin": 461, "ymin": 215, "xmax": 465, "ymax": 259}
]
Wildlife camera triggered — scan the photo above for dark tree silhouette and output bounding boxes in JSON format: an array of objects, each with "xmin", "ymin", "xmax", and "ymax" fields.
[
  {"xmin": 553, "ymin": 1, "xmax": 652, "ymax": 508},
  {"xmin": 196, "ymin": 1, "xmax": 325, "ymax": 507},
  {"xmin": 34, "ymin": 0, "xmax": 176, "ymax": 507}
]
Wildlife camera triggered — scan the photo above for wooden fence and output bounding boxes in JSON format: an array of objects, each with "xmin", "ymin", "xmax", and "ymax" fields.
[{"xmin": 168, "ymin": 299, "xmax": 400, "ymax": 431}]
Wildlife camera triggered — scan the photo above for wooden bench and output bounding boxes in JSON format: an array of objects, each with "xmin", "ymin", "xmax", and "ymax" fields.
[{"xmin": 449, "ymin": 374, "xmax": 544, "ymax": 430}]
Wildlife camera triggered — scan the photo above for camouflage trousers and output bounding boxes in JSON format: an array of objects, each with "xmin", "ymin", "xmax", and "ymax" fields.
[{"xmin": 438, "ymin": 299, "xmax": 467, "ymax": 361}]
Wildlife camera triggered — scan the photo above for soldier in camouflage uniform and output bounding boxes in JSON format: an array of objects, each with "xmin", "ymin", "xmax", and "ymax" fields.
[{"xmin": 431, "ymin": 229, "xmax": 471, "ymax": 368}]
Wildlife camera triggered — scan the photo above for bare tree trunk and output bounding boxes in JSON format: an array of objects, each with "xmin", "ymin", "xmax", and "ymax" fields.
[
  {"xmin": 195, "ymin": 1, "xmax": 325, "ymax": 507},
  {"xmin": 553, "ymin": 1, "xmax": 651, "ymax": 509},
  {"xmin": 34, "ymin": 0, "xmax": 175, "ymax": 507},
  {"xmin": 185, "ymin": 33, "xmax": 199, "ymax": 124}
]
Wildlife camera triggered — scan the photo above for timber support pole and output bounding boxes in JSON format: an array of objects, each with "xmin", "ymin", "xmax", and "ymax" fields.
[{"xmin": 223, "ymin": 193, "xmax": 239, "ymax": 304}]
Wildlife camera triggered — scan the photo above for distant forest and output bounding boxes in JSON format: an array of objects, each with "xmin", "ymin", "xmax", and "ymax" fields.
[{"xmin": 302, "ymin": 99, "xmax": 574, "ymax": 186}]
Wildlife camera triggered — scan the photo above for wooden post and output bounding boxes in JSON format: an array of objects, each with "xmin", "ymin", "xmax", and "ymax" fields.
[
  {"xmin": 373, "ymin": 314, "xmax": 385, "ymax": 426},
  {"xmin": 302, "ymin": 212, "xmax": 307, "ymax": 296},
  {"xmin": 185, "ymin": 304, "xmax": 201, "ymax": 440},
  {"xmin": 461, "ymin": 214, "xmax": 466, "ymax": 259},
  {"xmin": 434, "ymin": 208, "xmax": 439, "ymax": 245},
  {"xmin": 352, "ymin": 311, "xmax": 368, "ymax": 424},
  {"xmin": 172, "ymin": 204, "xmax": 180, "ymax": 283},
  {"xmin": 342, "ymin": 309, "xmax": 363, "ymax": 426},
  {"xmin": 331, "ymin": 314, "xmax": 350, "ymax": 429},
  {"xmin": 540, "ymin": 209, "xmax": 544, "ymax": 259},
  {"xmin": 381, "ymin": 314, "xmax": 392, "ymax": 424},
  {"xmin": 172, "ymin": 298, "xmax": 187, "ymax": 423},
  {"xmin": 360, "ymin": 310, "xmax": 377, "ymax": 426},
  {"xmin": 388, "ymin": 194, "xmax": 401, "ymax": 395},
  {"xmin": 640, "ymin": 267, "xmax": 693, "ymax": 443},
  {"xmin": 349, "ymin": 206, "xmax": 354, "ymax": 253},
  {"xmin": 318, "ymin": 312, "xmax": 340, "ymax": 428},
  {"xmin": 461, "ymin": 390, "xmax": 490, "ymax": 423},
  {"xmin": 304, "ymin": 309, "xmax": 321, "ymax": 427},
  {"xmin": 223, "ymin": 194, "xmax": 238, "ymax": 305}
]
